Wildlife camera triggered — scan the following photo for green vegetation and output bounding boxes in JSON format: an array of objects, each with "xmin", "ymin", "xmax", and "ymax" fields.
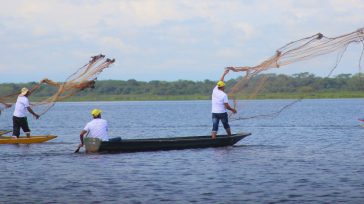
[{"xmin": 1, "ymin": 72, "xmax": 364, "ymax": 101}]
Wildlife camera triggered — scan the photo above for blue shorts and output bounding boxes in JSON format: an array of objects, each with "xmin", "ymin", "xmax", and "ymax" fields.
[{"xmin": 212, "ymin": 112, "xmax": 230, "ymax": 132}]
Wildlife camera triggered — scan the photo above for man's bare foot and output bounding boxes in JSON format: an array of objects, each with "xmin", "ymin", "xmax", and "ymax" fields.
[{"xmin": 211, "ymin": 132, "xmax": 217, "ymax": 139}]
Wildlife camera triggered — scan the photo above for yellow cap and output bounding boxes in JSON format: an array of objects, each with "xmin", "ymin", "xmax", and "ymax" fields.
[
  {"xmin": 217, "ymin": 81, "xmax": 225, "ymax": 87},
  {"xmin": 91, "ymin": 109, "xmax": 102, "ymax": 117},
  {"xmin": 20, "ymin": 87, "xmax": 29, "ymax": 96}
]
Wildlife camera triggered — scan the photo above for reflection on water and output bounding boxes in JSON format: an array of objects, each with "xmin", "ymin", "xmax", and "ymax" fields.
[{"xmin": 0, "ymin": 99, "xmax": 364, "ymax": 203}]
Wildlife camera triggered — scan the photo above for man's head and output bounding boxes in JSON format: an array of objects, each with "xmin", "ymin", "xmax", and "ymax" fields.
[
  {"xmin": 20, "ymin": 87, "xmax": 29, "ymax": 96},
  {"xmin": 91, "ymin": 109, "xmax": 102, "ymax": 118},
  {"xmin": 217, "ymin": 81, "xmax": 225, "ymax": 90}
]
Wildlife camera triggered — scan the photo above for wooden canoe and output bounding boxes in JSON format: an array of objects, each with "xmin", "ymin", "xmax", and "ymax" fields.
[
  {"xmin": 84, "ymin": 132, "xmax": 251, "ymax": 153},
  {"xmin": 0, "ymin": 135, "xmax": 57, "ymax": 144}
]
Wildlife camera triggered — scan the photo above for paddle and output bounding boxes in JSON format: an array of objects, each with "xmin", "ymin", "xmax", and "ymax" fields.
[
  {"xmin": 74, "ymin": 131, "xmax": 89, "ymax": 153},
  {"xmin": 74, "ymin": 144, "xmax": 83, "ymax": 153}
]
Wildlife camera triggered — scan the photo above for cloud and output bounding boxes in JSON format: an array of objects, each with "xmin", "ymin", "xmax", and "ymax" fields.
[
  {"xmin": 216, "ymin": 48, "xmax": 238, "ymax": 58},
  {"xmin": 98, "ymin": 36, "xmax": 138, "ymax": 54},
  {"xmin": 232, "ymin": 22, "xmax": 256, "ymax": 44},
  {"xmin": 0, "ymin": 0, "xmax": 363, "ymax": 82},
  {"xmin": 118, "ymin": 0, "xmax": 188, "ymax": 27}
]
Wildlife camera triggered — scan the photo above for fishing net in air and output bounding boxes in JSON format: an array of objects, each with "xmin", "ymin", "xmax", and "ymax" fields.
[
  {"xmin": 225, "ymin": 27, "xmax": 364, "ymax": 120},
  {"xmin": 0, "ymin": 54, "xmax": 115, "ymax": 116}
]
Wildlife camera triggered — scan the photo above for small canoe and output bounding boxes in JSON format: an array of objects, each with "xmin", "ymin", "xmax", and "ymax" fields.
[
  {"xmin": 84, "ymin": 132, "xmax": 251, "ymax": 153},
  {"xmin": 0, "ymin": 135, "xmax": 57, "ymax": 144},
  {"xmin": 0, "ymin": 130, "xmax": 11, "ymax": 136}
]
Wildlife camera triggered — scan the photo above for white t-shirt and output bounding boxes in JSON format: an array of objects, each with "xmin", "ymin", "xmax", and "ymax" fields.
[
  {"xmin": 83, "ymin": 118, "xmax": 109, "ymax": 141},
  {"xmin": 211, "ymin": 86, "xmax": 228, "ymax": 113},
  {"xmin": 13, "ymin": 96, "xmax": 30, "ymax": 117}
]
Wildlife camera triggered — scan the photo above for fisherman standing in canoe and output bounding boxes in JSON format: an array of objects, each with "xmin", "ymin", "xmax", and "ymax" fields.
[
  {"xmin": 12, "ymin": 87, "xmax": 40, "ymax": 138},
  {"xmin": 211, "ymin": 69, "xmax": 241, "ymax": 139},
  {"xmin": 77, "ymin": 109, "xmax": 109, "ymax": 150}
]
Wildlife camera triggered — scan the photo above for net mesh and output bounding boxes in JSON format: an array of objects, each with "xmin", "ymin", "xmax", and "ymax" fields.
[
  {"xmin": 0, "ymin": 54, "xmax": 115, "ymax": 116},
  {"xmin": 226, "ymin": 28, "xmax": 364, "ymax": 120}
]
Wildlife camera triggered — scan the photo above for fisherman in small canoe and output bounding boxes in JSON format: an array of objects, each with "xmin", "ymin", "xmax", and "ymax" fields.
[
  {"xmin": 12, "ymin": 87, "xmax": 40, "ymax": 138},
  {"xmin": 211, "ymin": 69, "xmax": 247, "ymax": 139},
  {"xmin": 77, "ymin": 109, "xmax": 109, "ymax": 150}
]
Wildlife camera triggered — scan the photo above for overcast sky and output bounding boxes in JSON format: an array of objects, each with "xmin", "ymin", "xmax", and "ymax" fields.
[{"xmin": 0, "ymin": 0, "xmax": 363, "ymax": 83}]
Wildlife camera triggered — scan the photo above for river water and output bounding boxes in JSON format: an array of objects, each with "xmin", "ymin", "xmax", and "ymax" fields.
[{"xmin": 0, "ymin": 99, "xmax": 363, "ymax": 203}]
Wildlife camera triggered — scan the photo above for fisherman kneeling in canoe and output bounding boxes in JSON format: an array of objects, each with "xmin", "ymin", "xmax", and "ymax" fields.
[
  {"xmin": 77, "ymin": 109, "xmax": 109, "ymax": 149},
  {"xmin": 12, "ymin": 87, "xmax": 40, "ymax": 138}
]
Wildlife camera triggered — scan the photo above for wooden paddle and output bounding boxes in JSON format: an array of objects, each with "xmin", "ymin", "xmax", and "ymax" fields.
[
  {"xmin": 74, "ymin": 131, "xmax": 89, "ymax": 153},
  {"xmin": 74, "ymin": 144, "xmax": 83, "ymax": 153}
]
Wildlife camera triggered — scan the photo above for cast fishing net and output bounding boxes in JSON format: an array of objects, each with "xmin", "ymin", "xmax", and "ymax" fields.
[
  {"xmin": 226, "ymin": 27, "xmax": 364, "ymax": 120},
  {"xmin": 0, "ymin": 54, "xmax": 115, "ymax": 116}
]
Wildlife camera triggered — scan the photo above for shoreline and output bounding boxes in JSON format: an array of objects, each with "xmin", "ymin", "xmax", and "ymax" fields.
[{"xmin": 28, "ymin": 91, "xmax": 364, "ymax": 102}]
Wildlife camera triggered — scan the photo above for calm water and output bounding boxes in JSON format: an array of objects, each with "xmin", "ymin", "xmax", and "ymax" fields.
[{"xmin": 0, "ymin": 99, "xmax": 363, "ymax": 203}]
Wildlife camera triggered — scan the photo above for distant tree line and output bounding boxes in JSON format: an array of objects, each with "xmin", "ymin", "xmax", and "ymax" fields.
[
  {"xmin": 249, "ymin": 72, "xmax": 364, "ymax": 93},
  {"xmin": 1, "ymin": 72, "xmax": 364, "ymax": 100}
]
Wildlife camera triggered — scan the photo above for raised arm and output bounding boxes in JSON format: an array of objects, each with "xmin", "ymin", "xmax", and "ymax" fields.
[
  {"xmin": 40, "ymin": 78, "xmax": 60, "ymax": 88},
  {"xmin": 0, "ymin": 101, "xmax": 11, "ymax": 108},
  {"xmin": 219, "ymin": 69, "xmax": 230, "ymax": 82},
  {"xmin": 226, "ymin": 66, "xmax": 250, "ymax": 72},
  {"xmin": 0, "ymin": 101, "xmax": 12, "ymax": 115}
]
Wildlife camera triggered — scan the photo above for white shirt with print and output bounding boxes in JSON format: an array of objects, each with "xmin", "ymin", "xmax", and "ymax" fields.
[
  {"xmin": 211, "ymin": 86, "xmax": 228, "ymax": 113},
  {"xmin": 13, "ymin": 96, "xmax": 30, "ymax": 117},
  {"xmin": 83, "ymin": 118, "xmax": 109, "ymax": 141}
]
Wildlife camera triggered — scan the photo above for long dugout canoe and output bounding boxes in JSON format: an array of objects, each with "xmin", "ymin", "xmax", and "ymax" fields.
[{"xmin": 84, "ymin": 132, "xmax": 251, "ymax": 153}]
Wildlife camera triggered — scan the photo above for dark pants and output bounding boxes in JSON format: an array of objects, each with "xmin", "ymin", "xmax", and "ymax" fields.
[
  {"xmin": 212, "ymin": 112, "xmax": 230, "ymax": 132},
  {"xmin": 13, "ymin": 116, "xmax": 30, "ymax": 137}
]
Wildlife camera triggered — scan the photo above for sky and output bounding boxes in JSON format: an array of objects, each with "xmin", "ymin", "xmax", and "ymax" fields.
[{"xmin": 0, "ymin": 0, "xmax": 363, "ymax": 83}]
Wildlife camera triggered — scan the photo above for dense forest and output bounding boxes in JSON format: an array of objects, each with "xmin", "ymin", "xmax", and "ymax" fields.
[{"xmin": 1, "ymin": 72, "xmax": 364, "ymax": 101}]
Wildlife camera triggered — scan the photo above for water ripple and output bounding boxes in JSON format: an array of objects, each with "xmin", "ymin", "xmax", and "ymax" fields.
[{"xmin": 0, "ymin": 100, "xmax": 364, "ymax": 203}]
